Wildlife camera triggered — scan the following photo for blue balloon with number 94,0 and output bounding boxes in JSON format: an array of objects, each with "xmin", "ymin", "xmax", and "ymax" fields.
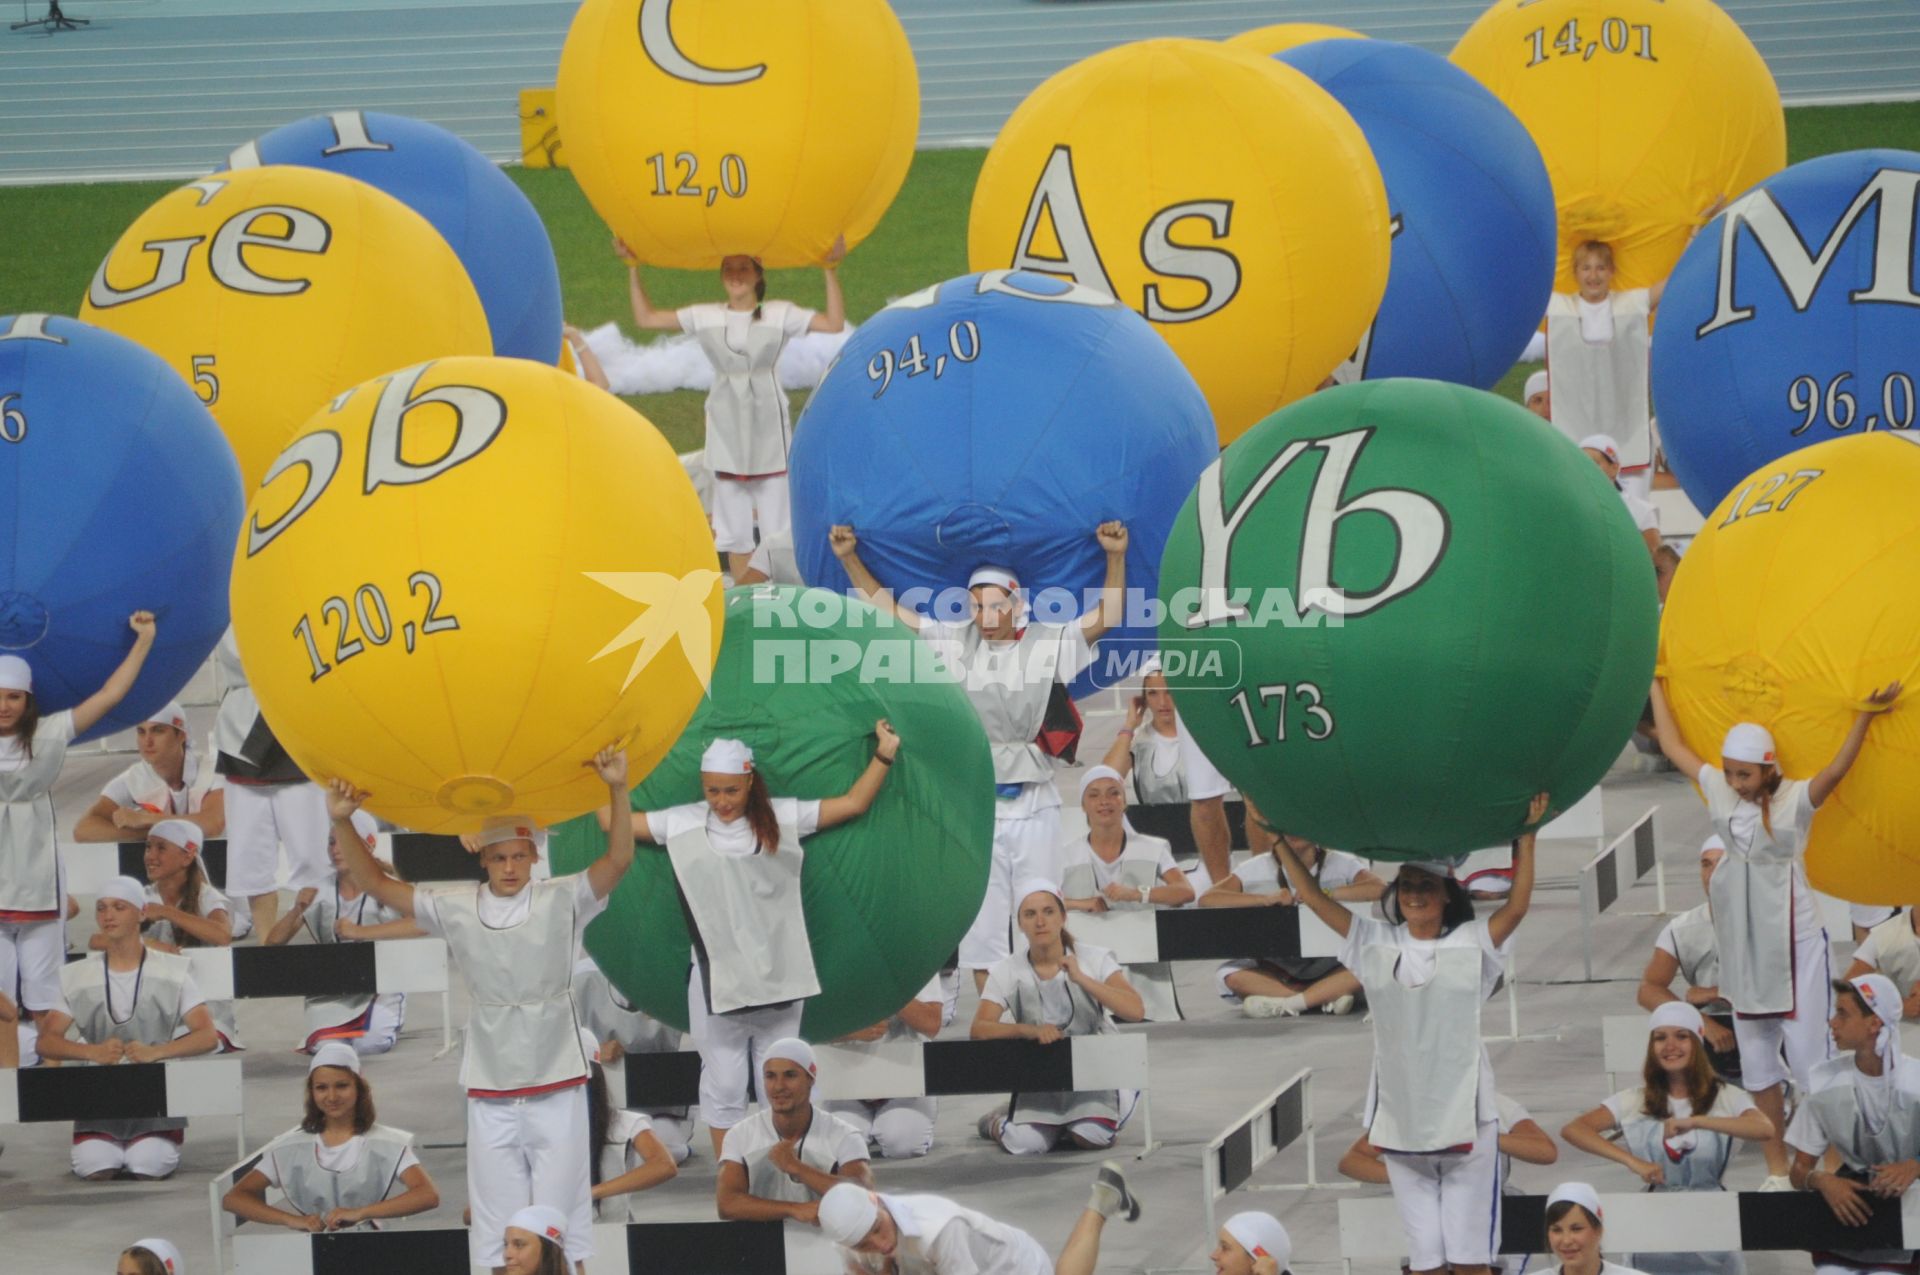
[
  {"xmin": 0, "ymin": 315, "xmax": 242, "ymax": 739},
  {"xmin": 1652, "ymin": 149, "xmax": 1920, "ymax": 514},
  {"xmin": 790, "ymin": 270, "xmax": 1218, "ymax": 696}
]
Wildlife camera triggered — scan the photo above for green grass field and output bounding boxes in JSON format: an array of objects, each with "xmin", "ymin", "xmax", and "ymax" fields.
[{"xmin": 5, "ymin": 100, "xmax": 1917, "ymax": 453}]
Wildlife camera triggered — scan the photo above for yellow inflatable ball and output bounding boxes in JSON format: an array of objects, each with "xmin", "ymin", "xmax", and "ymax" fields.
[
  {"xmin": 229, "ymin": 356, "xmax": 722, "ymax": 833},
  {"xmin": 968, "ymin": 39, "xmax": 1390, "ymax": 444},
  {"xmin": 80, "ymin": 166, "xmax": 492, "ymax": 494},
  {"xmin": 1226, "ymin": 22, "xmax": 1366, "ymax": 56},
  {"xmin": 1659, "ymin": 434, "xmax": 1920, "ymax": 904},
  {"xmin": 557, "ymin": 0, "xmax": 918, "ymax": 269},
  {"xmin": 1452, "ymin": 0, "xmax": 1784, "ymax": 292}
]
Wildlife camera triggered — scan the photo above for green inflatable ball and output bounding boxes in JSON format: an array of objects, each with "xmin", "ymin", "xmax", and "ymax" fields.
[
  {"xmin": 1154, "ymin": 379, "xmax": 1657, "ymax": 858},
  {"xmin": 551, "ymin": 585, "xmax": 994, "ymax": 1040}
]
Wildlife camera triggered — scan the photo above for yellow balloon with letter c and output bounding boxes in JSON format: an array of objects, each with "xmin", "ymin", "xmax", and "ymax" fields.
[
  {"xmin": 967, "ymin": 38, "xmax": 1390, "ymax": 445},
  {"xmin": 229, "ymin": 356, "xmax": 722, "ymax": 833},
  {"xmin": 1659, "ymin": 433, "xmax": 1920, "ymax": 904},
  {"xmin": 1451, "ymin": 0, "xmax": 1785, "ymax": 293},
  {"xmin": 79, "ymin": 165, "xmax": 492, "ymax": 494},
  {"xmin": 557, "ymin": 0, "xmax": 919, "ymax": 269}
]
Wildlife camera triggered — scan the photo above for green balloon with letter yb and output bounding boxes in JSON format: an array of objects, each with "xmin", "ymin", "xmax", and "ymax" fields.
[
  {"xmin": 550, "ymin": 585, "xmax": 994, "ymax": 1039},
  {"xmin": 1155, "ymin": 379, "xmax": 1657, "ymax": 857}
]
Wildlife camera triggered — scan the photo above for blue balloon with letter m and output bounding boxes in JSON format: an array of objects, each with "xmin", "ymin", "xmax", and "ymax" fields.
[{"xmin": 1653, "ymin": 149, "xmax": 1920, "ymax": 514}]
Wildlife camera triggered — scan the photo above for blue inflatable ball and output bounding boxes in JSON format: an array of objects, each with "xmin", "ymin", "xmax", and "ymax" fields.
[
  {"xmin": 1653, "ymin": 149, "xmax": 1920, "ymax": 514},
  {"xmin": 0, "ymin": 316, "xmax": 243, "ymax": 740},
  {"xmin": 226, "ymin": 111, "xmax": 563, "ymax": 364},
  {"xmin": 791, "ymin": 270, "xmax": 1217, "ymax": 696},
  {"xmin": 1275, "ymin": 39, "xmax": 1555, "ymax": 388}
]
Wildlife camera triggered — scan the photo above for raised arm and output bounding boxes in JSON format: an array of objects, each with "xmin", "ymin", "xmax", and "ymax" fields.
[
  {"xmin": 1100, "ymin": 698, "xmax": 1145, "ymax": 774},
  {"xmin": 585, "ymin": 744, "xmax": 635, "ymax": 901},
  {"xmin": 808, "ymin": 235, "xmax": 847, "ymax": 334},
  {"xmin": 1811, "ymin": 682, "xmax": 1901, "ymax": 809},
  {"xmin": 1647, "ymin": 679, "xmax": 1707, "ymax": 778},
  {"xmin": 618, "ymin": 239, "xmax": 683, "ymax": 332},
  {"xmin": 595, "ymin": 802, "xmax": 657, "ymax": 844},
  {"xmin": 1272, "ymin": 834, "xmax": 1352, "ymax": 939},
  {"xmin": 70, "ymin": 612, "xmax": 156, "ymax": 736},
  {"xmin": 326, "ymin": 781, "xmax": 415, "ymax": 917},
  {"xmin": 829, "ymin": 527, "xmax": 921, "ymax": 628},
  {"xmin": 1078, "ymin": 522, "xmax": 1128, "ymax": 644},
  {"xmin": 1487, "ymin": 792, "xmax": 1550, "ymax": 950},
  {"xmin": 818, "ymin": 721, "xmax": 899, "ymax": 829}
]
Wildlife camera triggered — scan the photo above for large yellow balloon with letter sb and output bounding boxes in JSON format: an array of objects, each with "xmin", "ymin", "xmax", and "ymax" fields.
[
  {"xmin": 1659, "ymin": 434, "xmax": 1920, "ymax": 904},
  {"xmin": 1452, "ymin": 0, "xmax": 1784, "ymax": 293},
  {"xmin": 557, "ymin": 0, "xmax": 919, "ymax": 270},
  {"xmin": 967, "ymin": 38, "xmax": 1390, "ymax": 445},
  {"xmin": 79, "ymin": 166, "xmax": 492, "ymax": 494},
  {"xmin": 229, "ymin": 357, "xmax": 722, "ymax": 834}
]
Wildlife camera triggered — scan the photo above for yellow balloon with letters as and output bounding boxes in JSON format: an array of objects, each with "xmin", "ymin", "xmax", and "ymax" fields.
[
  {"xmin": 80, "ymin": 165, "xmax": 492, "ymax": 493},
  {"xmin": 558, "ymin": 0, "xmax": 919, "ymax": 269},
  {"xmin": 967, "ymin": 38, "xmax": 1390, "ymax": 445},
  {"xmin": 1660, "ymin": 433, "xmax": 1920, "ymax": 904},
  {"xmin": 230, "ymin": 357, "xmax": 722, "ymax": 833}
]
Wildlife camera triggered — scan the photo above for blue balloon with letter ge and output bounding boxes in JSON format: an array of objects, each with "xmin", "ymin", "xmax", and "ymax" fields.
[
  {"xmin": 1276, "ymin": 38, "xmax": 1556, "ymax": 388},
  {"xmin": 1653, "ymin": 149, "xmax": 1920, "ymax": 514},
  {"xmin": 0, "ymin": 315, "xmax": 243, "ymax": 739},
  {"xmin": 790, "ymin": 270, "xmax": 1218, "ymax": 697},
  {"xmin": 227, "ymin": 110, "xmax": 563, "ymax": 364}
]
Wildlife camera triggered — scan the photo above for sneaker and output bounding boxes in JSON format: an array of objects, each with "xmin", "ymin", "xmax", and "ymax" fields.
[
  {"xmin": 1244, "ymin": 995, "xmax": 1305, "ymax": 1019},
  {"xmin": 977, "ymin": 1105, "xmax": 1008, "ymax": 1143},
  {"xmin": 1758, "ymin": 1174, "xmax": 1794, "ymax": 1192},
  {"xmin": 1090, "ymin": 1159, "xmax": 1142, "ymax": 1222},
  {"xmin": 1321, "ymin": 993, "xmax": 1357, "ymax": 1016}
]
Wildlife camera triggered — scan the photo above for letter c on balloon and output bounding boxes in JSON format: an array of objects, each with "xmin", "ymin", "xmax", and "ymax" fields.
[{"xmin": 638, "ymin": 0, "xmax": 766, "ymax": 85}]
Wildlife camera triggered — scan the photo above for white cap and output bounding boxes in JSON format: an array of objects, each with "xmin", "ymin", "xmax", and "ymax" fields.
[
  {"xmin": 505, "ymin": 1204, "xmax": 569, "ymax": 1248},
  {"xmin": 1523, "ymin": 370, "xmax": 1548, "ymax": 400},
  {"xmin": 818, "ymin": 1183, "xmax": 881, "ymax": 1247},
  {"xmin": 1079, "ymin": 764, "xmax": 1126, "ymax": 802},
  {"xmin": 1648, "ymin": 1001, "xmax": 1704, "ymax": 1037},
  {"xmin": 764, "ymin": 1036, "xmax": 817, "ymax": 1075},
  {"xmin": 967, "ymin": 565, "xmax": 1020, "ymax": 594},
  {"xmin": 700, "ymin": 738, "xmax": 754, "ymax": 774},
  {"xmin": 1852, "ymin": 973, "xmax": 1905, "ymax": 1116},
  {"xmin": 1547, "ymin": 1181, "xmax": 1603, "ymax": 1220},
  {"xmin": 1721, "ymin": 722, "xmax": 1777, "ymax": 765},
  {"xmin": 99, "ymin": 875, "xmax": 147, "ymax": 910},
  {"xmin": 1578, "ymin": 434, "xmax": 1621, "ymax": 463},
  {"xmin": 1700, "ymin": 834, "xmax": 1726, "ymax": 858},
  {"xmin": 1223, "ymin": 1212, "xmax": 1291, "ymax": 1268},
  {"xmin": 148, "ymin": 819, "xmax": 202, "ymax": 856},
  {"xmin": 129, "ymin": 1238, "xmax": 184, "ymax": 1274},
  {"xmin": 475, "ymin": 815, "xmax": 541, "ymax": 849},
  {"xmin": 142, "ymin": 701, "xmax": 188, "ymax": 733},
  {"xmin": 1395, "ymin": 859, "xmax": 1460, "ymax": 880},
  {"xmin": 0, "ymin": 655, "xmax": 31, "ymax": 693},
  {"xmin": 1013, "ymin": 877, "xmax": 1064, "ymax": 911},
  {"xmin": 308, "ymin": 1040, "xmax": 362, "ymax": 1075}
]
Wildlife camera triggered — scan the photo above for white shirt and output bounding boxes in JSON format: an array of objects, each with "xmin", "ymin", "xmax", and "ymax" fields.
[
  {"xmin": 678, "ymin": 299, "xmax": 813, "ymax": 345},
  {"xmin": 412, "ymin": 873, "xmax": 606, "ymax": 950},
  {"xmin": 1173, "ymin": 718, "xmax": 1231, "ymax": 801},
  {"xmin": 256, "ymin": 1133, "xmax": 420, "ymax": 1188},
  {"xmin": 145, "ymin": 879, "xmax": 251, "ymax": 944},
  {"xmin": 1235, "ymin": 849, "xmax": 1367, "ymax": 894},
  {"xmin": 1854, "ymin": 921, "xmax": 1920, "ymax": 977},
  {"xmin": 1621, "ymin": 489, "xmax": 1660, "ymax": 533},
  {"xmin": 1602, "ymin": 1084, "xmax": 1757, "ymax": 1128},
  {"xmin": 1577, "ymin": 295, "xmax": 1616, "ymax": 343},
  {"xmin": 1063, "ymin": 837, "xmax": 1177, "ymax": 893},
  {"xmin": 1700, "ymin": 766, "xmax": 1821, "ymax": 937},
  {"xmin": 103, "ymin": 761, "xmax": 208, "ymax": 813},
  {"xmin": 719, "ymin": 1104, "xmax": 868, "ymax": 1180},
  {"xmin": 854, "ymin": 1193, "xmax": 1053, "ymax": 1275},
  {"xmin": 1785, "ymin": 1064, "xmax": 1902, "ymax": 1158},
  {"xmin": 980, "ymin": 946, "xmax": 1123, "ymax": 1021},
  {"xmin": 0, "ymin": 708, "xmax": 73, "ymax": 773},
  {"xmin": 51, "ymin": 962, "xmax": 206, "ymax": 1022},
  {"xmin": 644, "ymin": 798, "xmax": 822, "ymax": 856}
]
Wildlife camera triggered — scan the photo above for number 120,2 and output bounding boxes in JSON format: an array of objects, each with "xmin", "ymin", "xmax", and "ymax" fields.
[{"xmin": 293, "ymin": 571, "xmax": 460, "ymax": 682}]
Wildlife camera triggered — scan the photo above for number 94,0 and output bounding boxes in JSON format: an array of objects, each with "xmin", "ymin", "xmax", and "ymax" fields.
[{"xmin": 293, "ymin": 571, "xmax": 460, "ymax": 682}]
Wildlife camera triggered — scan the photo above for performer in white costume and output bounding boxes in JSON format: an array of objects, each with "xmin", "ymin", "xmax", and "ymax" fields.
[
  {"xmin": 826, "ymin": 969, "xmax": 957, "ymax": 1160},
  {"xmin": 1059, "ymin": 765, "xmax": 1191, "ymax": 1020},
  {"xmin": 1541, "ymin": 1182, "xmax": 1652, "ymax": 1275},
  {"xmin": 72, "ymin": 700, "xmax": 223, "ymax": 842},
  {"xmin": 1099, "ymin": 654, "xmax": 1236, "ymax": 885},
  {"xmin": 571, "ymin": 952, "xmax": 693, "ymax": 1163},
  {"xmin": 715, "ymin": 1037, "xmax": 871, "ymax": 1225}
]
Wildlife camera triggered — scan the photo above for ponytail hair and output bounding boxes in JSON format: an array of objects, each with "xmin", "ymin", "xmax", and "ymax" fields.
[
  {"xmin": 745, "ymin": 770, "xmax": 780, "ymax": 854},
  {"xmin": 586, "ymin": 1060, "xmax": 612, "ymax": 1188},
  {"xmin": 175, "ymin": 858, "xmax": 208, "ymax": 945},
  {"xmin": 1759, "ymin": 768, "xmax": 1783, "ymax": 836},
  {"xmin": 752, "ymin": 260, "xmax": 766, "ymax": 321}
]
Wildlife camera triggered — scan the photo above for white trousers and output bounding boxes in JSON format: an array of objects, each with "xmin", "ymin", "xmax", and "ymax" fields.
[
  {"xmin": 1733, "ymin": 927, "xmax": 1835, "ymax": 1093},
  {"xmin": 825, "ymin": 1098, "xmax": 937, "ymax": 1159},
  {"xmin": 959, "ymin": 805, "xmax": 1062, "ymax": 971},
  {"xmin": 710, "ymin": 473, "xmax": 790, "ymax": 556},
  {"xmin": 466, "ymin": 1086, "xmax": 594, "ymax": 1265},
  {"xmin": 303, "ymin": 993, "xmax": 405, "ymax": 1055},
  {"xmin": 998, "ymin": 1090, "xmax": 1139, "ymax": 1157},
  {"xmin": 71, "ymin": 1131, "xmax": 181, "ymax": 1180},
  {"xmin": 1382, "ymin": 1118, "xmax": 1504, "ymax": 1271},
  {"xmin": 223, "ymin": 780, "xmax": 330, "ymax": 896},
  {"xmin": 0, "ymin": 916, "xmax": 65, "ymax": 1012},
  {"xmin": 687, "ymin": 963, "xmax": 804, "ymax": 1130}
]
